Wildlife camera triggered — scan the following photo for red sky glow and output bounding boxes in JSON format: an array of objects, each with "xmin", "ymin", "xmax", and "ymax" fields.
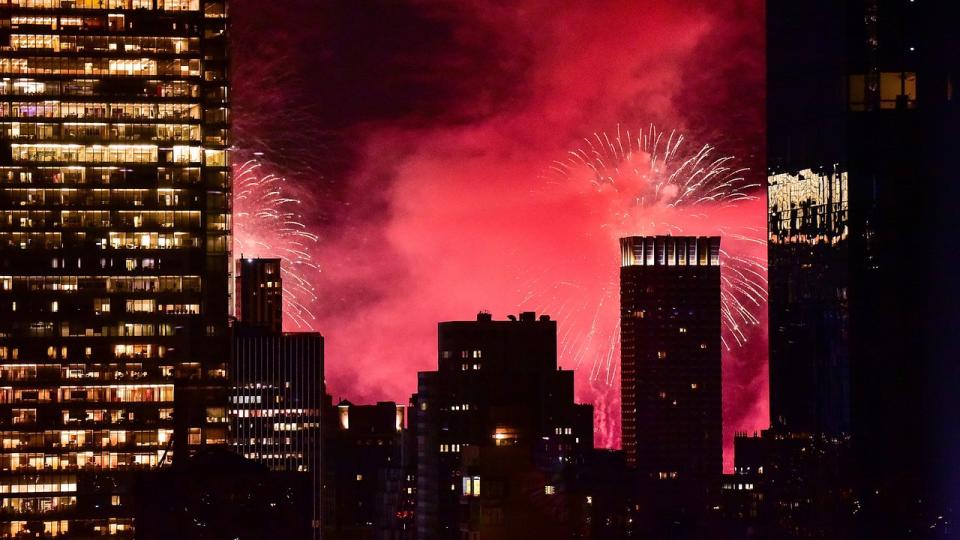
[{"xmin": 232, "ymin": 0, "xmax": 766, "ymax": 470}]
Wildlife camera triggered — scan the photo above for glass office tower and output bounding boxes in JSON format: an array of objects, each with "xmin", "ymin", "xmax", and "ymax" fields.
[{"xmin": 0, "ymin": 1, "xmax": 230, "ymax": 537}]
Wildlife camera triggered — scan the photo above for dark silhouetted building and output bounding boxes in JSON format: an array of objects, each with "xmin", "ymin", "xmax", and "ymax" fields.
[
  {"xmin": 325, "ymin": 400, "xmax": 413, "ymax": 540},
  {"xmin": 619, "ymin": 236, "xmax": 723, "ymax": 536},
  {"xmin": 416, "ymin": 311, "xmax": 593, "ymax": 540},
  {"xmin": 232, "ymin": 258, "xmax": 324, "ymax": 539},
  {"xmin": 0, "ymin": 1, "xmax": 230, "ymax": 536},
  {"xmin": 236, "ymin": 257, "xmax": 283, "ymax": 334},
  {"xmin": 767, "ymin": 2, "xmax": 960, "ymax": 536},
  {"xmin": 721, "ymin": 430, "xmax": 854, "ymax": 539},
  {"xmin": 232, "ymin": 331, "xmax": 324, "ymax": 538},
  {"xmin": 134, "ymin": 447, "xmax": 311, "ymax": 540}
]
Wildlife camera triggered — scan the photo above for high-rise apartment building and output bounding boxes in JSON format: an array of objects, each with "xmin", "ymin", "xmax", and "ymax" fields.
[
  {"xmin": 0, "ymin": 1, "xmax": 230, "ymax": 536},
  {"xmin": 619, "ymin": 236, "xmax": 722, "ymax": 505}
]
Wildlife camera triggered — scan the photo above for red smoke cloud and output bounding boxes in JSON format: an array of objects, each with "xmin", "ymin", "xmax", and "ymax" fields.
[{"xmin": 233, "ymin": 0, "xmax": 765, "ymax": 469}]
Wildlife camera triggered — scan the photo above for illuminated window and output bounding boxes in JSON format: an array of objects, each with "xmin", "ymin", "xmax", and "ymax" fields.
[
  {"xmin": 657, "ymin": 351, "xmax": 667, "ymax": 360},
  {"xmin": 544, "ymin": 485, "xmax": 556, "ymax": 495},
  {"xmin": 849, "ymin": 72, "xmax": 918, "ymax": 111},
  {"xmin": 462, "ymin": 476, "xmax": 481, "ymax": 497}
]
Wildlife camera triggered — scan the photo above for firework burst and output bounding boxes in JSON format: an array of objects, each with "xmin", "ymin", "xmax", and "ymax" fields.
[
  {"xmin": 530, "ymin": 124, "xmax": 766, "ymax": 389},
  {"xmin": 233, "ymin": 157, "xmax": 321, "ymax": 330}
]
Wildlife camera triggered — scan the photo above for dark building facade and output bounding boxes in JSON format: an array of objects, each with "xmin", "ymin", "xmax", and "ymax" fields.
[
  {"xmin": 0, "ymin": 1, "xmax": 230, "ymax": 537},
  {"xmin": 768, "ymin": 166, "xmax": 850, "ymax": 435},
  {"xmin": 619, "ymin": 236, "xmax": 722, "ymax": 536},
  {"xmin": 721, "ymin": 431, "xmax": 855, "ymax": 539},
  {"xmin": 236, "ymin": 257, "xmax": 282, "ymax": 334},
  {"xmin": 231, "ymin": 331, "xmax": 324, "ymax": 539},
  {"xmin": 232, "ymin": 258, "xmax": 324, "ymax": 539},
  {"xmin": 416, "ymin": 312, "xmax": 593, "ymax": 540},
  {"xmin": 325, "ymin": 400, "xmax": 413, "ymax": 540},
  {"xmin": 767, "ymin": 2, "xmax": 960, "ymax": 536},
  {"xmin": 134, "ymin": 448, "xmax": 311, "ymax": 540}
]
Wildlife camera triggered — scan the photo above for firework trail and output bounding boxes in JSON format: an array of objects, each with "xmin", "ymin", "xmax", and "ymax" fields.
[
  {"xmin": 233, "ymin": 157, "xmax": 321, "ymax": 330},
  {"xmin": 528, "ymin": 125, "xmax": 766, "ymax": 420}
]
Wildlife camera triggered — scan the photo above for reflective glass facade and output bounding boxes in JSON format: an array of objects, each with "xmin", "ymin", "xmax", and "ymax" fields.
[
  {"xmin": 768, "ymin": 167, "xmax": 850, "ymax": 435},
  {"xmin": 0, "ymin": 1, "xmax": 229, "ymax": 536}
]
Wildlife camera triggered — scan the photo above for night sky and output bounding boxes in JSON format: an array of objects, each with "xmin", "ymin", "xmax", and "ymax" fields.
[{"xmin": 230, "ymin": 0, "xmax": 766, "ymax": 468}]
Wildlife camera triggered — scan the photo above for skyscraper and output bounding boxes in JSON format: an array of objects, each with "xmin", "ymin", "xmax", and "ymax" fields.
[
  {"xmin": 767, "ymin": 1, "xmax": 960, "ymax": 534},
  {"xmin": 0, "ymin": 1, "xmax": 230, "ymax": 536},
  {"xmin": 619, "ymin": 236, "xmax": 722, "ymax": 502}
]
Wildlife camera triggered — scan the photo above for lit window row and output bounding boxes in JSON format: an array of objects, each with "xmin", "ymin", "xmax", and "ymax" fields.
[
  {"xmin": 0, "ymin": 275, "xmax": 201, "ymax": 292},
  {"xmin": 10, "ymin": 144, "xmax": 212, "ymax": 165},
  {"xmin": 0, "ymin": 78, "xmax": 197, "ymax": 98},
  {"xmin": 0, "ymin": 360, "xmax": 174, "ymax": 379},
  {"xmin": 439, "ymin": 443, "xmax": 463, "ymax": 453},
  {"xmin": 0, "ymin": 480, "xmax": 76, "ymax": 494},
  {"xmin": 0, "ymin": 232, "xmax": 207, "ymax": 250},
  {"xmin": 0, "ymin": 101, "xmax": 200, "ymax": 120},
  {"xmin": 0, "ymin": 210, "xmax": 202, "ymax": 229},
  {"xmin": 8, "ymin": 35, "xmax": 198, "ymax": 54},
  {"xmin": 0, "ymin": 167, "xmax": 204, "ymax": 186},
  {"xmin": 0, "ymin": 495, "xmax": 76, "ymax": 515},
  {"xmin": 0, "ymin": 384, "xmax": 174, "ymax": 404},
  {"xmin": 0, "ymin": 429, "xmax": 172, "ymax": 449},
  {"xmin": 0, "ymin": 451, "xmax": 167, "ymax": 472},
  {"xmin": 9, "ymin": 322, "xmax": 183, "ymax": 338},
  {"xmin": 5, "ymin": 0, "xmax": 200, "ymax": 10},
  {"xmin": 1, "ymin": 122, "xmax": 202, "ymax": 144},
  {"xmin": 0, "ymin": 58, "xmax": 202, "ymax": 77}
]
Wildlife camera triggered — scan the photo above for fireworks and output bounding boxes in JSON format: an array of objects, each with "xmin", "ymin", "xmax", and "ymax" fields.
[
  {"xmin": 233, "ymin": 157, "xmax": 321, "ymax": 330},
  {"xmin": 532, "ymin": 125, "xmax": 766, "ymax": 388}
]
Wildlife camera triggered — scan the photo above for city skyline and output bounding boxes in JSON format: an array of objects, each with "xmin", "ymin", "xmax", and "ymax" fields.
[
  {"xmin": 230, "ymin": 0, "xmax": 768, "ymax": 467},
  {"xmin": 2, "ymin": 1, "xmax": 957, "ymax": 538}
]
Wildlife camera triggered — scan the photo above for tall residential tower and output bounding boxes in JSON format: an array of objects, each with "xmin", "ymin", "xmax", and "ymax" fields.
[
  {"xmin": 0, "ymin": 1, "xmax": 230, "ymax": 536},
  {"xmin": 619, "ymin": 236, "xmax": 722, "ymax": 535}
]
